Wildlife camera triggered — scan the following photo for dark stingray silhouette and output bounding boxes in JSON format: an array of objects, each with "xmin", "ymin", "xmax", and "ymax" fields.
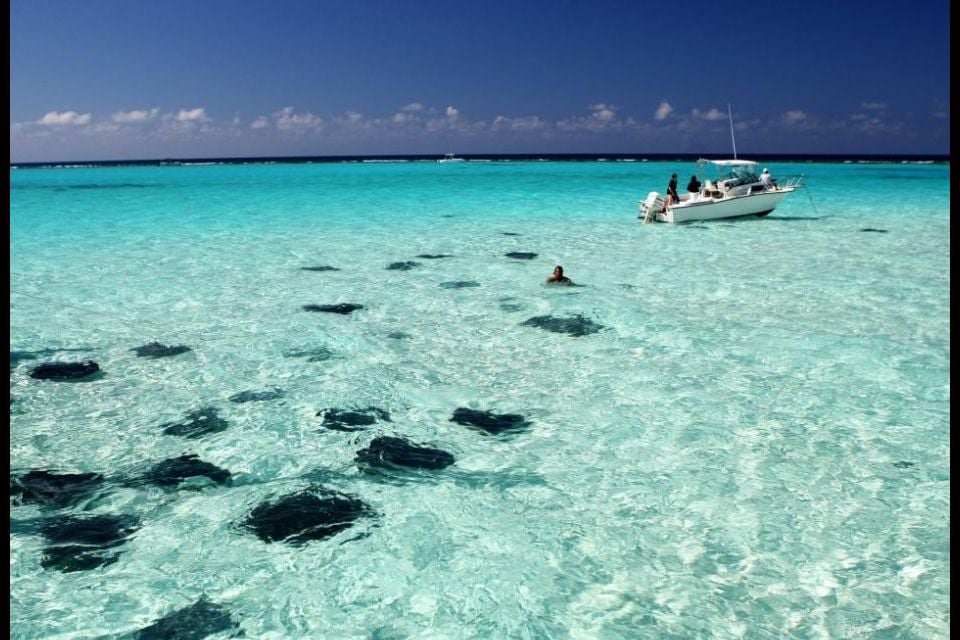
[
  {"xmin": 133, "ymin": 597, "xmax": 239, "ymax": 640},
  {"xmin": 318, "ymin": 407, "xmax": 391, "ymax": 432},
  {"xmin": 11, "ymin": 348, "xmax": 92, "ymax": 373},
  {"xmin": 355, "ymin": 436, "xmax": 455, "ymax": 471},
  {"xmin": 450, "ymin": 408, "xmax": 531, "ymax": 435},
  {"xmin": 242, "ymin": 487, "xmax": 374, "ymax": 545},
  {"xmin": 144, "ymin": 455, "xmax": 232, "ymax": 488},
  {"xmin": 386, "ymin": 261, "xmax": 422, "ymax": 271},
  {"xmin": 228, "ymin": 388, "xmax": 285, "ymax": 403},
  {"xmin": 300, "ymin": 265, "xmax": 341, "ymax": 271},
  {"xmin": 39, "ymin": 513, "xmax": 140, "ymax": 572},
  {"xmin": 283, "ymin": 347, "xmax": 336, "ymax": 361},
  {"xmin": 161, "ymin": 407, "xmax": 229, "ymax": 438},
  {"xmin": 29, "ymin": 361, "xmax": 101, "ymax": 381},
  {"xmin": 10, "ymin": 469, "xmax": 106, "ymax": 508},
  {"xmin": 521, "ymin": 314, "xmax": 604, "ymax": 337},
  {"xmin": 302, "ymin": 303, "xmax": 364, "ymax": 314},
  {"xmin": 130, "ymin": 342, "xmax": 192, "ymax": 358}
]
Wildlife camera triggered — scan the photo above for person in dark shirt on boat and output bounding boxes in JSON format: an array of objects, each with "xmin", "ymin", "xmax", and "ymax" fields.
[
  {"xmin": 666, "ymin": 173, "xmax": 679, "ymax": 205},
  {"xmin": 546, "ymin": 265, "xmax": 573, "ymax": 285},
  {"xmin": 687, "ymin": 175, "xmax": 702, "ymax": 193}
]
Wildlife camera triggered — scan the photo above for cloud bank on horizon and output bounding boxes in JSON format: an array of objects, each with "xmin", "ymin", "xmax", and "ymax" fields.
[{"xmin": 10, "ymin": 99, "xmax": 949, "ymax": 162}]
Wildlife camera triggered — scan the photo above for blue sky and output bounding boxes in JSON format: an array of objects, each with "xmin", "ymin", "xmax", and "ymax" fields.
[{"xmin": 10, "ymin": 0, "xmax": 951, "ymax": 162}]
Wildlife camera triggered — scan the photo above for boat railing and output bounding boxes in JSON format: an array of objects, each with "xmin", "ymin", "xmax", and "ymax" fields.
[{"xmin": 780, "ymin": 174, "xmax": 805, "ymax": 188}]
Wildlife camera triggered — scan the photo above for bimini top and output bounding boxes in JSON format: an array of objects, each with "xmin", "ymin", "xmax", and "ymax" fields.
[{"xmin": 697, "ymin": 158, "xmax": 759, "ymax": 167}]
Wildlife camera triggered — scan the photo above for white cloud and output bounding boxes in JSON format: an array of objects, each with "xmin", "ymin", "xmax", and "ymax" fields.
[
  {"xmin": 861, "ymin": 102, "xmax": 887, "ymax": 110},
  {"xmin": 492, "ymin": 115, "xmax": 549, "ymax": 131},
  {"xmin": 176, "ymin": 107, "xmax": 207, "ymax": 122},
  {"xmin": 424, "ymin": 108, "xmax": 486, "ymax": 135},
  {"xmin": 654, "ymin": 101, "xmax": 673, "ymax": 121},
  {"xmin": 733, "ymin": 118, "xmax": 761, "ymax": 132},
  {"xmin": 931, "ymin": 100, "xmax": 949, "ymax": 119},
  {"xmin": 556, "ymin": 104, "xmax": 624, "ymax": 133},
  {"xmin": 852, "ymin": 114, "xmax": 904, "ymax": 135},
  {"xmin": 111, "ymin": 108, "xmax": 159, "ymax": 123},
  {"xmin": 391, "ymin": 104, "xmax": 426, "ymax": 124},
  {"xmin": 327, "ymin": 111, "xmax": 373, "ymax": 134},
  {"xmin": 274, "ymin": 106, "xmax": 323, "ymax": 131},
  {"xmin": 37, "ymin": 111, "xmax": 92, "ymax": 126},
  {"xmin": 250, "ymin": 116, "xmax": 270, "ymax": 129},
  {"xmin": 692, "ymin": 108, "xmax": 725, "ymax": 121},
  {"xmin": 589, "ymin": 103, "xmax": 617, "ymax": 122},
  {"xmin": 782, "ymin": 110, "xmax": 808, "ymax": 126},
  {"xmin": 85, "ymin": 121, "xmax": 122, "ymax": 135}
]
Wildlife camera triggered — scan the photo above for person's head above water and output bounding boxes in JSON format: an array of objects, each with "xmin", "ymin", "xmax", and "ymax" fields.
[{"xmin": 546, "ymin": 264, "xmax": 573, "ymax": 285}]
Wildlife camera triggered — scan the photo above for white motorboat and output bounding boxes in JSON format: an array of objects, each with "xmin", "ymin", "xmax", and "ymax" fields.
[
  {"xmin": 639, "ymin": 105, "xmax": 805, "ymax": 223},
  {"xmin": 639, "ymin": 159, "xmax": 804, "ymax": 223},
  {"xmin": 438, "ymin": 153, "xmax": 465, "ymax": 163}
]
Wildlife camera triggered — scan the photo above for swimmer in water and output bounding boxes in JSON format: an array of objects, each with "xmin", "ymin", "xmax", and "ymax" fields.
[{"xmin": 545, "ymin": 265, "xmax": 573, "ymax": 285}]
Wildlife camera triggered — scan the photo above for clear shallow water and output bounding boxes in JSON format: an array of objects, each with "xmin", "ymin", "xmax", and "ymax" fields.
[{"xmin": 10, "ymin": 160, "xmax": 950, "ymax": 638}]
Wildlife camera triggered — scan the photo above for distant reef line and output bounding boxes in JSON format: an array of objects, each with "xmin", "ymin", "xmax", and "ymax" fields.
[{"xmin": 10, "ymin": 152, "xmax": 949, "ymax": 169}]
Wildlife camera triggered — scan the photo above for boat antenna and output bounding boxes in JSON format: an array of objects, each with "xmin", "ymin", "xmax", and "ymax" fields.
[{"xmin": 728, "ymin": 104, "xmax": 737, "ymax": 159}]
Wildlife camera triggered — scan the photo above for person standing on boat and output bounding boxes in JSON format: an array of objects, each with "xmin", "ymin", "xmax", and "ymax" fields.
[
  {"xmin": 666, "ymin": 173, "xmax": 679, "ymax": 205},
  {"xmin": 760, "ymin": 168, "xmax": 776, "ymax": 189},
  {"xmin": 686, "ymin": 175, "xmax": 702, "ymax": 193}
]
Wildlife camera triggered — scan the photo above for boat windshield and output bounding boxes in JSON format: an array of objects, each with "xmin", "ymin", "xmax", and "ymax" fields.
[
  {"xmin": 717, "ymin": 165, "xmax": 759, "ymax": 186},
  {"xmin": 697, "ymin": 159, "xmax": 760, "ymax": 187}
]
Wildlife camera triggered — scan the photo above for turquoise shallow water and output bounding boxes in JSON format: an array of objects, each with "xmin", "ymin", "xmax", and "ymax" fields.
[{"xmin": 10, "ymin": 160, "xmax": 950, "ymax": 638}]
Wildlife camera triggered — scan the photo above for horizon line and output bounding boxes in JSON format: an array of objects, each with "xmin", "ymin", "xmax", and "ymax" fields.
[{"xmin": 10, "ymin": 151, "xmax": 951, "ymax": 168}]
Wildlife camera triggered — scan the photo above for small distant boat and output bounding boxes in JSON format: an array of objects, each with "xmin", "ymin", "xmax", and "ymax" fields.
[{"xmin": 438, "ymin": 153, "xmax": 466, "ymax": 163}]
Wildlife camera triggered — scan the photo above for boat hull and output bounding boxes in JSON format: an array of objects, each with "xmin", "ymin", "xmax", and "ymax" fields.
[{"xmin": 659, "ymin": 188, "xmax": 795, "ymax": 223}]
